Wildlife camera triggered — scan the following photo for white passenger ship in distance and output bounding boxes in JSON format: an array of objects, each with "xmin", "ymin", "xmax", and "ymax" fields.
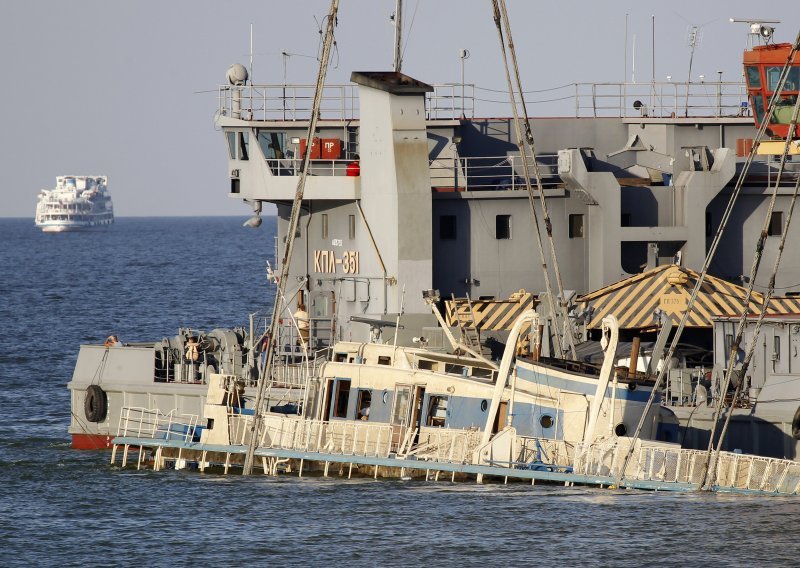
[{"xmin": 35, "ymin": 175, "xmax": 114, "ymax": 232}]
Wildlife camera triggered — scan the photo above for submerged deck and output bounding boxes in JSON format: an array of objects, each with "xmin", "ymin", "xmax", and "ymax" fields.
[{"xmin": 110, "ymin": 408, "xmax": 800, "ymax": 496}]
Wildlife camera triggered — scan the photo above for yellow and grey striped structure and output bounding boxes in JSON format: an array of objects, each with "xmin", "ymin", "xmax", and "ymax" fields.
[
  {"xmin": 446, "ymin": 290, "xmax": 537, "ymax": 330},
  {"xmin": 578, "ymin": 264, "xmax": 800, "ymax": 330}
]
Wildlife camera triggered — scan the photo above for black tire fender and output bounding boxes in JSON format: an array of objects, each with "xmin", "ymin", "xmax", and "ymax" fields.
[{"xmin": 84, "ymin": 385, "xmax": 108, "ymax": 423}]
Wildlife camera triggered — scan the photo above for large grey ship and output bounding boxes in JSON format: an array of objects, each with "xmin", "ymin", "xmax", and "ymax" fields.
[{"xmin": 68, "ymin": 15, "xmax": 800, "ymax": 461}]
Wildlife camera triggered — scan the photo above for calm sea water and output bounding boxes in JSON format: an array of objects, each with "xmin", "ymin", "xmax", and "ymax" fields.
[{"xmin": 1, "ymin": 217, "xmax": 798, "ymax": 567}]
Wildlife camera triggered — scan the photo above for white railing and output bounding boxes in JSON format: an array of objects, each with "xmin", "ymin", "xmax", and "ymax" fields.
[
  {"xmin": 516, "ymin": 436, "xmax": 575, "ymax": 469},
  {"xmin": 117, "ymin": 406, "xmax": 200, "ymax": 444},
  {"xmin": 265, "ymin": 158, "xmax": 356, "ymax": 177},
  {"xmin": 219, "ymin": 81, "xmax": 749, "ymax": 121},
  {"xmin": 259, "ymin": 416, "xmax": 393, "ymax": 459},
  {"xmin": 218, "ymin": 83, "xmax": 474, "ymax": 122},
  {"xmin": 573, "ymin": 440, "xmax": 800, "ymax": 494},
  {"xmin": 429, "ymin": 153, "xmax": 562, "ymax": 191},
  {"xmin": 572, "ymin": 81, "xmax": 749, "ymax": 119},
  {"xmin": 405, "ymin": 428, "xmax": 484, "ymax": 464}
]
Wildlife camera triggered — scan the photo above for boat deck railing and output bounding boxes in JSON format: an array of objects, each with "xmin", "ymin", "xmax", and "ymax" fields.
[
  {"xmin": 218, "ymin": 83, "xmax": 473, "ymax": 122},
  {"xmin": 574, "ymin": 439, "xmax": 800, "ymax": 494},
  {"xmin": 219, "ymin": 80, "xmax": 749, "ymax": 120},
  {"xmin": 258, "ymin": 416, "xmax": 394, "ymax": 458},
  {"xmin": 117, "ymin": 407, "xmax": 200, "ymax": 444}
]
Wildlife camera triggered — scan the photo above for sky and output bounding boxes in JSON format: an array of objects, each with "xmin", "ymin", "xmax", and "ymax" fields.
[{"xmin": 2, "ymin": 0, "xmax": 798, "ymax": 218}]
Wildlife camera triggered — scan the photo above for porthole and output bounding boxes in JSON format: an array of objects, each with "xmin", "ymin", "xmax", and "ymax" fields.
[
  {"xmin": 480, "ymin": 400, "xmax": 488, "ymax": 412},
  {"xmin": 614, "ymin": 423, "xmax": 628, "ymax": 437},
  {"xmin": 539, "ymin": 414, "xmax": 554, "ymax": 429}
]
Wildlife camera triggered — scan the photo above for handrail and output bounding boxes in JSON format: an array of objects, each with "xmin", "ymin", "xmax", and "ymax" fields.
[{"xmin": 218, "ymin": 80, "xmax": 748, "ymax": 120}]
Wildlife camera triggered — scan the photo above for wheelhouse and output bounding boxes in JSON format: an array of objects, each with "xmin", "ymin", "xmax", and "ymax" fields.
[{"xmin": 743, "ymin": 42, "xmax": 800, "ymax": 139}]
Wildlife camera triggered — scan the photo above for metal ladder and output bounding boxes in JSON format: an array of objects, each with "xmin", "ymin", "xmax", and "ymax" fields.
[{"xmin": 451, "ymin": 294, "xmax": 483, "ymax": 352}]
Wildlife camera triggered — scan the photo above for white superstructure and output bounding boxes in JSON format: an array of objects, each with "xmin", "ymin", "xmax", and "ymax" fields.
[{"xmin": 35, "ymin": 176, "xmax": 113, "ymax": 232}]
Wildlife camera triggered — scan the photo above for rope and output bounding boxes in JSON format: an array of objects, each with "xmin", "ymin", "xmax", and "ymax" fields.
[
  {"xmin": 243, "ymin": 0, "xmax": 340, "ymax": 476},
  {"xmin": 617, "ymin": 29, "xmax": 800, "ymax": 488},
  {"xmin": 496, "ymin": 0, "xmax": 576, "ymax": 360},
  {"xmin": 490, "ymin": 0, "xmax": 572, "ymax": 359},
  {"xmin": 701, "ymin": 70, "xmax": 800, "ymax": 490}
]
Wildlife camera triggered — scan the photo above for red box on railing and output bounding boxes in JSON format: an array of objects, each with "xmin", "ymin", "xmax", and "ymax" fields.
[
  {"xmin": 300, "ymin": 138, "xmax": 321, "ymax": 159},
  {"xmin": 300, "ymin": 138, "xmax": 341, "ymax": 159}
]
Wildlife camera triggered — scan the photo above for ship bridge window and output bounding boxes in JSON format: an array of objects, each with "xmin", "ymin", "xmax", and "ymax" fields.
[
  {"xmin": 745, "ymin": 66, "xmax": 761, "ymax": 89},
  {"xmin": 257, "ymin": 131, "xmax": 285, "ymax": 159},
  {"xmin": 238, "ymin": 132, "xmax": 249, "ymax": 161},
  {"xmin": 496, "ymin": 215, "xmax": 512, "ymax": 239},
  {"xmin": 226, "ymin": 132, "xmax": 236, "ymax": 159},
  {"xmin": 752, "ymin": 95, "xmax": 766, "ymax": 125},
  {"xmin": 426, "ymin": 395, "xmax": 449, "ymax": 427},
  {"xmin": 766, "ymin": 67, "xmax": 800, "ymax": 92}
]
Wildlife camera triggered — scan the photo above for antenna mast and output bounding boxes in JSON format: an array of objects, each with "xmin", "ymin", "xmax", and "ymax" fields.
[{"xmin": 393, "ymin": 0, "xmax": 403, "ymax": 71}]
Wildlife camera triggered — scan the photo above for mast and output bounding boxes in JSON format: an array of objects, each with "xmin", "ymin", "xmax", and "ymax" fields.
[
  {"xmin": 393, "ymin": 0, "xmax": 403, "ymax": 71},
  {"xmin": 242, "ymin": 0, "xmax": 340, "ymax": 476},
  {"xmin": 491, "ymin": 0, "xmax": 576, "ymax": 359}
]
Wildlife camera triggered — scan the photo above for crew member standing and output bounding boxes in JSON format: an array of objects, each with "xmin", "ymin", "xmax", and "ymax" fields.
[{"xmin": 294, "ymin": 300, "xmax": 310, "ymax": 345}]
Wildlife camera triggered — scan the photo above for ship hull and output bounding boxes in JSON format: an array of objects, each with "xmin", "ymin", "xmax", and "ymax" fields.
[{"xmin": 38, "ymin": 219, "xmax": 114, "ymax": 232}]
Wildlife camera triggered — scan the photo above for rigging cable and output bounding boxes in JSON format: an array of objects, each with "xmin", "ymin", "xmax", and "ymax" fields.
[
  {"xmin": 616, "ymin": 29, "xmax": 800, "ymax": 488},
  {"xmin": 492, "ymin": 0, "xmax": 576, "ymax": 359},
  {"xmin": 243, "ymin": 0, "xmax": 340, "ymax": 476},
  {"xmin": 700, "ymin": 59, "xmax": 800, "ymax": 490}
]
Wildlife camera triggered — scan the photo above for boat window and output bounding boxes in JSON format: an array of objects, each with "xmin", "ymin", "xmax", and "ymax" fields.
[
  {"xmin": 257, "ymin": 131, "xmax": 285, "ymax": 159},
  {"xmin": 768, "ymin": 211, "xmax": 783, "ymax": 236},
  {"xmin": 391, "ymin": 386, "xmax": 412, "ymax": 425},
  {"xmin": 322, "ymin": 214, "xmax": 329, "ymax": 239},
  {"xmin": 417, "ymin": 359, "xmax": 434, "ymax": 371},
  {"xmin": 495, "ymin": 215, "xmax": 512, "ymax": 239},
  {"xmin": 426, "ymin": 395, "xmax": 448, "ymax": 427},
  {"xmin": 349, "ymin": 214, "xmax": 356, "ymax": 239},
  {"xmin": 226, "ymin": 132, "xmax": 236, "ymax": 159},
  {"xmin": 439, "ymin": 215, "xmax": 457, "ymax": 240},
  {"xmin": 334, "ymin": 352, "xmax": 347, "ymax": 363},
  {"xmin": 378, "ymin": 356, "xmax": 392, "ymax": 366},
  {"xmin": 745, "ymin": 66, "xmax": 761, "ymax": 89},
  {"xmin": 569, "ymin": 214, "xmax": 584, "ymax": 238},
  {"xmin": 614, "ymin": 423, "xmax": 628, "ymax": 437},
  {"xmin": 332, "ymin": 379, "xmax": 351, "ymax": 418},
  {"xmin": 766, "ymin": 66, "xmax": 800, "ymax": 92},
  {"xmin": 752, "ymin": 94, "xmax": 766, "ymax": 125},
  {"xmin": 540, "ymin": 414, "xmax": 554, "ymax": 429},
  {"xmin": 773, "ymin": 335, "xmax": 782, "ymax": 362},
  {"xmin": 356, "ymin": 390, "xmax": 372, "ymax": 421},
  {"xmin": 772, "ymin": 96, "xmax": 798, "ymax": 125},
  {"xmin": 238, "ymin": 132, "xmax": 249, "ymax": 161}
]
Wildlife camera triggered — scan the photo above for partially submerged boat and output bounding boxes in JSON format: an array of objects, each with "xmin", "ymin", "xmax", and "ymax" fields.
[
  {"xmin": 109, "ymin": 309, "xmax": 800, "ymax": 495},
  {"xmin": 68, "ymin": 3, "xmax": 800, "ymax": 493}
]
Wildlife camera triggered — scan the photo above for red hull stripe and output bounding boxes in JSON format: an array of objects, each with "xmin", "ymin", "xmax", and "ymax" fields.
[{"xmin": 71, "ymin": 433, "xmax": 114, "ymax": 450}]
